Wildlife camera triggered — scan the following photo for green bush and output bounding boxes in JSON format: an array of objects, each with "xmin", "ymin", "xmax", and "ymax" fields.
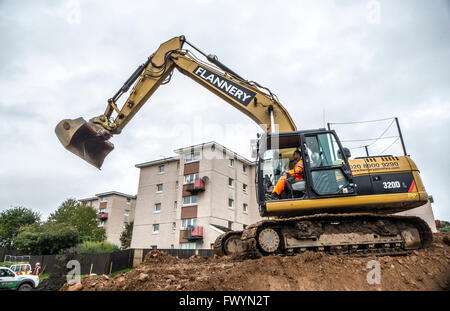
[
  {"xmin": 77, "ymin": 241, "xmax": 119, "ymax": 254},
  {"xmin": 14, "ymin": 222, "xmax": 79, "ymax": 255}
]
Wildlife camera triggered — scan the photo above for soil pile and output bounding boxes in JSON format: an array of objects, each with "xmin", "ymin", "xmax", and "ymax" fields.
[
  {"xmin": 60, "ymin": 232, "xmax": 450, "ymax": 291},
  {"xmin": 36, "ymin": 275, "xmax": 67, "ymax": 291}
]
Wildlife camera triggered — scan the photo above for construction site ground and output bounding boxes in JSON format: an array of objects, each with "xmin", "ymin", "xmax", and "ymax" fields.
[{"xmin": 60, "ymin": 232, "xmax": 449, "ymax": 291}]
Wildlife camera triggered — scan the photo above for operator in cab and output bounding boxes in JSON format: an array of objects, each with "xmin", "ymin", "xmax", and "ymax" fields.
[{"xmin": 269, "ymin": 150, "xmax": 304, "ymax": 199}]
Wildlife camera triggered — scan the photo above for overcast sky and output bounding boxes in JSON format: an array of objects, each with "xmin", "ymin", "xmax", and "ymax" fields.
[{"xmin": 0, "ymin": 0, "xmax": 449, "ymax": 221}]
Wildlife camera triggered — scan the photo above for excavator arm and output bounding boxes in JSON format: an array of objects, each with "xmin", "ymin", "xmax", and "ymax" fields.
[{"xmin": 55, "ymin": 35, "xmax": 297, "ymax": 169}]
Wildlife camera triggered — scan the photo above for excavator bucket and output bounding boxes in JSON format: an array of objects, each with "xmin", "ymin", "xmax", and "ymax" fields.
[{"xmin": 55, "ymin": 118, "xmax": 114, "ymax": 169}]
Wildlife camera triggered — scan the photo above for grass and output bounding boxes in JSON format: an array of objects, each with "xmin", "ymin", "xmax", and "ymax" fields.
[
  {"xmin": 77, "ymin": 241, "xmax": 119, "ymax": 254},
  {"xmin": 108, "ymin": 268, "xmax": 132, "ymax": 277}
]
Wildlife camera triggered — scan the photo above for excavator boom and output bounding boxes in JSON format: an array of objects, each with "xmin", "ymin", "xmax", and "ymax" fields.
[{"xmin": 55, "ymin": 35, "xmax": 296, "ymax": 169}]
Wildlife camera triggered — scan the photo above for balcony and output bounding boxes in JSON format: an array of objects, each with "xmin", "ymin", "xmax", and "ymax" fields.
[
  {"xmin": 98, "ymin": 212, "xmax": 108, "ymax": 220},
  {"xmin": 188, "ymin": 226, "xmax": 203, "ymax": 241},
  {"xmin": 186, "ymin": 178, "xmax": 205, "ymax": 194}
]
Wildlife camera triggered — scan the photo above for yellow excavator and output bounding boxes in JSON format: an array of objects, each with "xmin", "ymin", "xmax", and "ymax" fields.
[{"xmin": 55, "ymin": 36, "xmax": 432, "ymax": 257}]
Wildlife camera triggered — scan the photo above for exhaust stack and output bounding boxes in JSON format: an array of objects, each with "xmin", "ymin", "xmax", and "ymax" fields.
[{"xmin": 55, "ymin": 118, "xmax": 114, "ymax": 169}]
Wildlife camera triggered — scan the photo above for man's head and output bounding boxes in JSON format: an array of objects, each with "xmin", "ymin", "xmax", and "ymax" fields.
[
  {"xmin": 293, "ymin": 150, "xmax": 302, "ymax": 161},
  {"xmin": 35, "ymin": 262, "xmax": 40, "ymax": 267}
]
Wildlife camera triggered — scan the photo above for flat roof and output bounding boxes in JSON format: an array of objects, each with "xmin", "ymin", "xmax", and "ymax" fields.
[
  {"xmin": 79, "ymin": 196, "xmax": 98, "ymax": 202},
  {"xmin": 79, "ymin": 192, "xmax": 137, "ymax": 202},
  {"xmin": 135, "ymin": 156, "xmax": 180, "ymax": 168},
  {"xmin": 136, "ymin": 141, "xmax": 256, "ymax": 168}
]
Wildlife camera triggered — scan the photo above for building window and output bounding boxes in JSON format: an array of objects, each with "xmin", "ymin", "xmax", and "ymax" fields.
[
  {"xmin": 124, "ymin": 210, "xmax": 130, "ymax": 217},
  {"xmin": 180, "ymin": 242, "xmax": 196, "ymax": 249},
  {"xmin": 184, "ymin": 173, "xmax": 199, "ymax": 185},
  {"xmin": 153, "ymin": 224, "xmax": 159, "ymax": 234},
  {"xmin": 155, "ymin": 203, "xmax": 161, "ymax": 212},
  {"xmin": 228, "ymin": 198, "xmax": 234, "ymax": 209},
  {"xmin": 151, "ymin": 245, "xmax": 157, "ymax": 250},
  {"xmin": 100, "ymin": 197, "xmax": 108, "ymax": 202},
  {"xmin": 174, "ymin": 201, "xmax": 177, "ymax": 209},
  {"xmin": 228, "ymin": 159, "xmax": 234, "ymax": 167},
  {"xmin": 243, "ymin": 203, "xmax": 248, "ymax": 213},
  {"xmin": 228, "ymin": 221, "xmax": 233, "ymax": 229},
  {"xmin": 185, "ymin": 152, "xmax": 200, "ymax": 163},
  {"xmin": 123, "ymin": 222, "xmax": 128, "ymax": 229},
  {"xmin": 243, "ymin": 184, "xmax": 248, "ymax": 193},
  {"xmin": 181, "ymin": 218, "xmax": 197, "ymax": 230},
  {"xmin": 243, "ymin": 165, "xmax": 247, "ymax": 173},
  {"xmin": 156, "ymin": 184, "xmax": 163, "ymax": 192},
  {"xmin": 243, "ymin": 224, "xmax": 247, "ymax": 230},
  {"xmin": 172, "ymin": 222, "xmax": 176, "ymax": 232},
  {"xmin": 126, "ymin": 198, "xmax": 131, "ymax": 204},
  {"xmin": 158, "ymin": 165, "xmax": 165, "ymax": 173},
  {"xmin": 176, "ymin": 181, "xmax": 179, "ymax": 190},
  {"xmin": 228, "ymin": 178, "xmax": 233, "ymax": 187},
  {"xmin": 183, "ymin": 195, "xmax": 198, "ymax": 206}
]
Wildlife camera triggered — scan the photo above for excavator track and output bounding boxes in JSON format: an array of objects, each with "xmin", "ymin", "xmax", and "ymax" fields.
[
  {"xmin": 215, "ymin": 213, "xmax": 432, "ymax": 258},
  {"xmin": 214, "ymin": 230, "xmax": 244, "ymax": 256}
]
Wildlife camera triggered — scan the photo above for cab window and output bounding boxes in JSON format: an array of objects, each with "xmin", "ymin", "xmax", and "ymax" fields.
[{"xmin": 305, "ymin": 133, "xmax": 344, "ymax": 168}]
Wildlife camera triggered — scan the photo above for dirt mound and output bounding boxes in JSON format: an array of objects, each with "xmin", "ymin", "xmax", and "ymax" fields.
[
  {"xmin": 143, "ymin": 250, "xmax": 177, "ymax": 265},
  {"xmin": 36, "ymin": 275, "xmax": 67, "ymax": 291},
  {"xmin": 60, "ymin": 232, "xmax": 450, "ymax": 291}
]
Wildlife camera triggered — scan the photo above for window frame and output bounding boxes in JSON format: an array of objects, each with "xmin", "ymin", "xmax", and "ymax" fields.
[
  {"xmin": 228, "ymin": 177, "xmax": 234, "ymax": 187},
  {"xmin": 184, "ymin": 173, "xmax": 200, "ymax": 185},
  {"xmin": 156, "ymin": 183, "xmax": 163, "ymax": 193},
  {"xmin": 182, "ymin": 195, "xmax": 198, "ymax": 206},
  {"xmin": 185, "ymin": 151, "xmax": 200, "ymax": 164},
  {"xmin": 153, "ymin": 224, "xmax": 160, "ymax": 234},
  {"xmin": 228, "ymin": 198, "xmax": 234, "ymax": 209},
  {"xmin": 181, "ymin": 218, "xmax": 197, "ymax": 230}
]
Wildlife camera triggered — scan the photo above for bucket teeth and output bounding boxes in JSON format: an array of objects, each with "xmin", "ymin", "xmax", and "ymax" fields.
[{"xmin": 55, "ymin": 117, "xmax": 114, "ymax": 169}]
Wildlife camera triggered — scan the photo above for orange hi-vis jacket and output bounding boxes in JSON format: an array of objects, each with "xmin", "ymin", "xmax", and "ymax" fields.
[
  {"xmin": 272, "ymin": 159, "xmax": 304, "ymax": 195},
  {"xmin": 289, "ymin": 159, "xmax": 304, "ymax": 180}
]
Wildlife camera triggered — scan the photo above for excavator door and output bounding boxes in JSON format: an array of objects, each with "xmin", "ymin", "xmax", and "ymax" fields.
[{"xmin": 301, "ymin": 131, "xmax": 356, "ymax": 198}]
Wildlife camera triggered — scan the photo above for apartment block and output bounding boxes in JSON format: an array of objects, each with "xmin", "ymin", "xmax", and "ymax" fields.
[
  {"xmin": 79, "ymin": 191, "xmax": 137, "ymax": 247},
  {"xmin": 130, "ymin": 141, "xmax": 262, "ymax": 250}
]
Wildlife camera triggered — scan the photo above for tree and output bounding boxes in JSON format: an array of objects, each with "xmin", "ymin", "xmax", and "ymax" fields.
[
  {"xmin": 13, "ymin": 222, "xmax": 79, "ymax": 255},
  {"xmin": 0, "ymin": 207, "xmax": 40, "ymax": 248},
  {"xmin": 48, "ymin": 198, "xmax": 106, "ymax": 242},
  {"xmin": 120, "ymin": 221, "xmax": 134, "ymax": 249}
]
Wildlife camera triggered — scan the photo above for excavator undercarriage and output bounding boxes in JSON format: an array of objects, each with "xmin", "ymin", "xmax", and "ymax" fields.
[{"xmin": 215, "ymin": 213, "xmax": 432, "ymax": 258}]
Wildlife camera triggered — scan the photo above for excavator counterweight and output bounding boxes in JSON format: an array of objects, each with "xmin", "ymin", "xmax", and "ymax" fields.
[{"xmin": 55, "ymin": 117, "xmax": 114, "ymax": 169}]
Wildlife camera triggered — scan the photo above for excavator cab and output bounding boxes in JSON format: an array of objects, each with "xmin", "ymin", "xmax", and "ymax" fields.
[{"xmin": 257, "ymin": 129, "xmax": 356, "ymax": 216}]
